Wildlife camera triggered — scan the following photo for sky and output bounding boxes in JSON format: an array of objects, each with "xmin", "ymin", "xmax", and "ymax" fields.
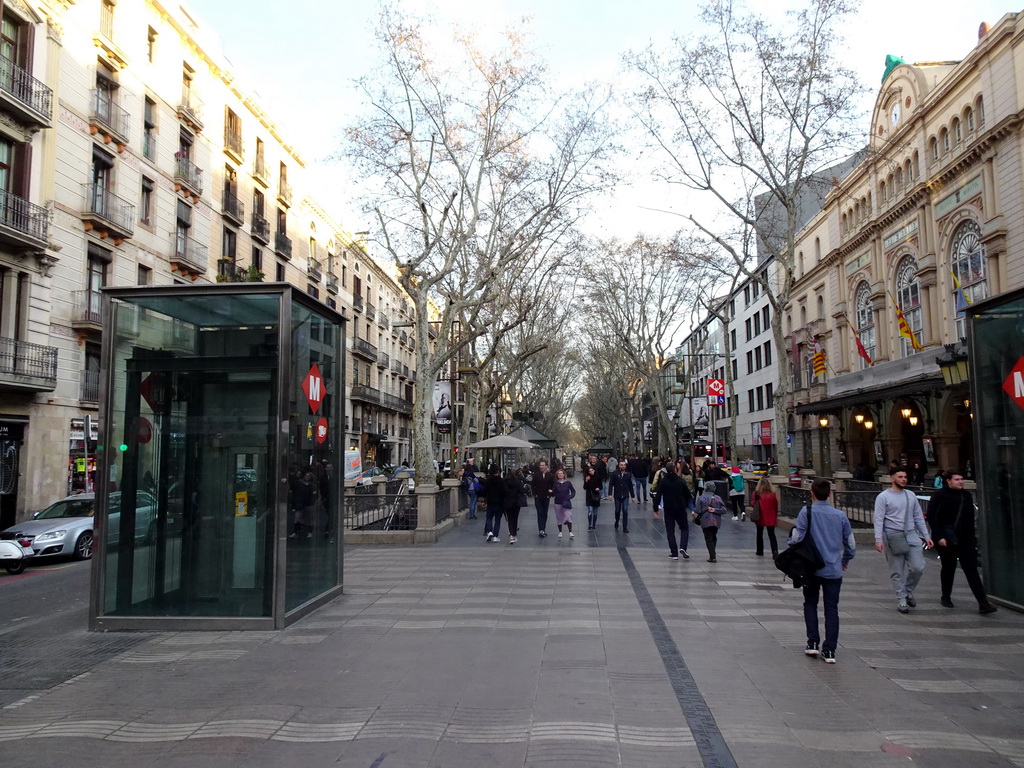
[{"xmin": 183, "ymin": 0, "xmax": 1018, "ymax": 238}]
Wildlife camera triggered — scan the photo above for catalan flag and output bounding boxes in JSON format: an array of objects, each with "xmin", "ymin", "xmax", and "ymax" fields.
[
  {"xmin": 812, "ymin": 340, "xmax": 826, "ymax": 377},
  {"xmin": 888, "ymin": 292, "xmax": 922, "ymax": 352}
]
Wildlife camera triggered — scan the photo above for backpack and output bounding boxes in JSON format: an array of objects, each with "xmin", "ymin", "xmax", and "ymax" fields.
[
  {"xmin": 731, "ymin": 474, "xmax": 745, "ymax": 493},
  {"xmin": 774, "ymin": 505, "xmax": 826, "ymax": 588}
]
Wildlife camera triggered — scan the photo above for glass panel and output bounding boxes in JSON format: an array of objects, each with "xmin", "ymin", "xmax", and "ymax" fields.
[
  {"xmin": 970, "ymin": 296, "xmax": 1024, "ymax": 607},
  {"xmin": 285, "ymin": 297, "xmax": 342, "ymax": 612},
  {"xmin": 101, "ymin": 293, "xmax": 280, "ymax": 618}
]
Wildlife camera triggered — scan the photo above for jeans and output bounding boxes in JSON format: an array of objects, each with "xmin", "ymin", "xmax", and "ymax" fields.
[
  {"xmin": 633, "ymin": 476, "xmax": 648, "ymax": 501},
  {"xmin": 587, "ymin": 505, "xmax": 599, "ymax": 528},
  {"xmin": 756, "ymin": 524, "xmax": 778, "ymax": 556},
  {"xmin": 535, "ymin": 496, "xmax": 550, "ymax": 532},
  {"xmin": 884, "ymin": 530, "xmax": 926, "ymax": 600},
  {"xmin": 614, "ymin": 497, "xmax": 630, "ymax": 529},
  {"xmin": 665, "ymin": 508, "xmax": 689, "ymax": 556},
  {"xmin": 937, "ymin": 539, "xmax": 989, "ymax": 605},
  {"xmin": 485, "ymin": 506, "xmax": 503, "ymax": 538},
  {"xmin": 467, "ymin": 488, "xmax": 478, "ymax": 518},
  {"xmin": 506, "ymin": 506, "xmax": 520, "ymax": 537},
  {"xmin": 803, "ymin": 575, "xmax": 843, "ymax": 652},
  {"xmin": 702, "ymin": 526, "xmax": 718, "ymax": 559}
]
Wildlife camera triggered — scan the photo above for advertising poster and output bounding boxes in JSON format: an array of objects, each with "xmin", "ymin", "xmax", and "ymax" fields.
[{"xmin": 433, "ymin": 379, "xmax": 452, "ymax": 434}]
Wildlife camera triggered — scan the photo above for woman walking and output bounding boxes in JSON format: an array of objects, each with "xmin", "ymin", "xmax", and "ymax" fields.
[
  {"xmin": 927, "ymin": 470, "xmax": 998, "ymax": 614},
  {"xmin": 694, "ymin": 481, "xmax": 726, "ymax": 562},
  {"xmin": 483, "ymin": 464, "xmax": 505, "ymax": 543},
  {"xmin": 504, "ymin": 468, "xmax": 528, "ymax": 544},
  {"xmin": 552, "ymin": 468, "xmax": 576, "ymax": 538},
  {"xmin": 751, "ymin": 476, "xmax": 779, "ymax": 557},
  {"xmin": 583, "ymin": 466, "xmax": 602, "ymax": 530},
  {"xmin": 729, "ymin": 467, "xmax": 747, "ymax": 521}
]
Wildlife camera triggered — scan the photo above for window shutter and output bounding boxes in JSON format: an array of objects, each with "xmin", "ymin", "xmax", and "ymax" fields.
[{"xmin": 14, "ymin": 140, "xmax": 31, "ymax": 199}]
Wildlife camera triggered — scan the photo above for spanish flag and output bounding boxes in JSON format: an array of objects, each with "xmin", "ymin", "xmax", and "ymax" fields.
[{"xmin": 888, "ymin": 292, "xmax": 923, "ymax": 352}]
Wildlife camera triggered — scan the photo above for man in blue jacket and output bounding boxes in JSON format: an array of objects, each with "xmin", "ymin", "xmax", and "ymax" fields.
[{"xmin": 791, "ymin": 478, "xmax": 856, "ymax": 664}]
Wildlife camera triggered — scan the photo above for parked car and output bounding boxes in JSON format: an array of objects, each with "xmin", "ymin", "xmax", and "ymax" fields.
[
  {"xmin": 0, "ymin": 491, "xmax": 158, "ymax": 561},
  {"xmin": 788, "ymin": 465, "xmax": 804, "ymax": 487},
  {"xmin": 750, "ymin": 462, "xmax": 771, "ymax": 477}
]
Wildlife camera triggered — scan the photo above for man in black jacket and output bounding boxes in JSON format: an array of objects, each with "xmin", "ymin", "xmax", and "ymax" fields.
[
  {"xmin": 531, "ymin": 460, "xmax": 555, "ymax": 537},
  {"xmin": 630, "ymin": 455, "xmax": 650, "ymax": 503},
  {"xmin": 658, "ymin": 464, "xmax": 692, "ymax": 559},
  {"xmin": 609, "ymin": 459, "xmax": 635, "ymax": 532}
]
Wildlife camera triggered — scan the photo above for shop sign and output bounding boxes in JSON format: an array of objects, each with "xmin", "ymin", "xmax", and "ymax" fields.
[
  {"xmin": 751, "ymin": 420, "xmax": 773, "ymax": 445},
  {"xmin": 1001, "ymin": 356, "xmax": 1024, "ymax": 411},
  {"xmin": 0, "ymin": 422, "xmax": 25, "ymax": 440}
]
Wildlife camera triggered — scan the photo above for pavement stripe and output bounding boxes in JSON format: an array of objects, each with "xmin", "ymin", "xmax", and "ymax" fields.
[{"xmin": 618, "ymin": 546, "xmax": 739, "ymax": 768}]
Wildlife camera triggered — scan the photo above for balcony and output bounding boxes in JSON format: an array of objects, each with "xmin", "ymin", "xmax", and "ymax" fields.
[
  {"xmin": 221, "ymin": 188, "xmax": 244, "ymax": 225},
  {"xmin": 217, "ymin": 259, "xmax": 237, "ymax": 281},
  {"xmin": 174, "ymin": 153, "xmax": 203, "ymax": 197},
  {"xmin": 274, "ymin": 231, "xmax": 292, "ymax": 258},
  {"xmin": 326, "ymin": 274, "xmax": 339, "ymax": 294},
  {"xmin": 0, "ymin": 56, "xmax": 53, "ymax": 128},
  {"xmin": 71, "ymin": 289, "xmax": 103, "ymax": 333},
  {"xmin": 350, "ymin": 383, "xmax": 381, "ymax": 404},
  {"xmin": 251, "ymin": 212, "xmax": 270, "ymax": 244},
  {"xmin": 378, "ymin": 310, "xmax": 389, "ymax": 329},
  {"xmin": 390, "ymin": 360, "xmax": 402, "ymax": 375},
  {"xmin": 89, "ymin": 89, "xmax": 129, "ymax": 149},
  {"xmin": 352, "ymin": 337, "xmax": 378, "ymax": 361},
  {"xmin": 382, "ymin": 392, "xmax": 412, "ymax": 414},
  {"xmin": 307, "ymin": 256, "xmax": 322, "ymax": 281},
  {"xmin": 177, "ymin": 90, "xmax": 203, "ymax": 132},
  {"xmin": 170, "ymin": 233, "xmax": 208, "ymax": 279},
  {"xmin": 366, "ymin": 302, "xmax": 376, "ymax": 322},
  {"xmin": 0, "ymin": 189, "xmax": 49, "ymax": 250},
  {"xmin": 399, "ymin": 330, "xmax": 407, "ymax": 345},
  {"xmin": 0, "ymin": 336, "xmax": 57, "ymax": 392},
  {"xmin": 277, "ymin": 181, "xmax": 292, "ymax": 207},
  {"xmin": 80, "ymin": 369, "xmax": 100, "ymax": 403},
  {"xmin": 377, "ymin": 351, "xmax": 389, "ymax": 369},
  {"xmin": 402, "ymin": 364, "xmax": 409, "ymax": 378},
  {"xmin": 353, "ymin": 295, "xmax": 364, "ymax": 313},
  {"xmin": 410, "ymin": 369, "xmax": 416, "ymax": 382},
  {"xmin": 224, "ymin": 127, "xmax": 244, "ymax": 163},
  {"xmin": 82, "ymin": 183, "xmax": 135, "ymax": 242},
  {"xmin": 253, "ymin": 156, "xmax": 269, "ymax": 186}
]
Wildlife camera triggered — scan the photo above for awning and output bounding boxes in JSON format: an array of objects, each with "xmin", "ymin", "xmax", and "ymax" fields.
[{"xmin": 793, "ymin": 375, "xmax": 946, "ymax": 414}]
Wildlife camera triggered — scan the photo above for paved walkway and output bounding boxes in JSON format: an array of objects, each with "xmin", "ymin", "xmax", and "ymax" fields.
[{"xmin": 2, "ymin": 486, "xmax": 1023, "ymax": 767}]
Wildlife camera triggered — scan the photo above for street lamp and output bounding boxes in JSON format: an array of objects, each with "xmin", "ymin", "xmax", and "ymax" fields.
[
  {"xmin": 863, "ymin": 419, "xmax": 874, "ymax": 430},
  {"xmin": 818, "ymin": 416, "xmax": 829, "ymax": 428},
  {"xmin": 937, "ymin": 341, "xmax": 970, "ymax": 387}
]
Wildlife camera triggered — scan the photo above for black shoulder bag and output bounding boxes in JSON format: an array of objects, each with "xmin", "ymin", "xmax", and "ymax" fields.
[{"xmin": 774, "ymin": 505, "xmax": 826, "ymax": 588}]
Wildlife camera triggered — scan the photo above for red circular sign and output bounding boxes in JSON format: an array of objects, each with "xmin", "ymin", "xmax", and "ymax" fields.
[
  {"xmin": 315, "ymin": 417, "xmax": 328, "ymax": 445},
  {"xmin": 137, "ymin": 417, "xmax": 153, "ymax": 445}
]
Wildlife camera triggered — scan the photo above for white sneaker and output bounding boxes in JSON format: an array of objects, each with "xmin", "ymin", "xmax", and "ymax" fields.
[
  {"xmin": 732, "ymin": 516, "xmax": 739, "ymax": 521},
  {"xmin": 558, "ymin": 531, "xmax": 563, "ymax": 538},
  {"xmin": 492, "ymin": 537, "xmax": 500, "ymax": 543},
  {"xmin": 486, "ymin": 532, "xmax": 493, "ymax": 541},
  {"xmin": 509, "ymin": 537, "xmax": 516, "ymax": 544},
  {"xmin": 569, "ymin": 531, "xmax": 575, "ymax": 539}
]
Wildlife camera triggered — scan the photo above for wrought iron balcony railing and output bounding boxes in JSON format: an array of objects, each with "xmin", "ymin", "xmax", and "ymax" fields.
[
  {"xmin": 0, "ymin": 336, "xmax": 58, "ymax": 389},
  {"xmin": 83, "ymin": 183, "xmax": 135, "ymax": 236},
  {"xmin": 71, "ymin": 289, "xmax": 103, "ymax": 326},
  {"xmin": 253, "ymin": 156, "xmax": 268, "ymax": 184},
  {"xmin": 224, "ymin": 127, "xmax": 244, "ymax": 160},
  {"xmin": 0, "ymin": 188, "xmax": 48, "ymax": 244},
  {"xmin": 307, "ymin": 257, "xmax": 322, "ymax": 280},
  {"xmin": 0, "ymin": 56, "xmax": 53, "ymax": 124},
  {"xmin": 90, "ymin": 89, "xmax": 130, "ymax": 143},
  {"xmin": 352, "ymin": 337, "xmax": 378, "ymax": 359},
  {"xmin": 377, "ymin": 352, "xmax": 389, "ymax": 368},
  {"xmin": 275, "ymin": 231, "xmax": 292, "ymax": 258},
  {"xmin": 177, "ymin": 90, "xmax": 203, "ymax": 131},
  {"xmin": 174, "ymin": 152, "xmax": 204, "ymax": 195},
  {"xmin": 251, "ymin": 212, "xmax": 270, "ymax": 243},
  {"xmin": 277, "ymin": 181, "xmax": 292, "ymax": 207},
  {"xmin": 353, "ymin": 295, "xmax": 364, "ymax": 313},
  {"xmin": 172, "ymin": 233, "xmax": 209, "ymax": 273},
  {"xmin": 221, "ymin": 188, "xmax": 244, "ymax": 224},
  {"xmin": 350, "ymin": 383, "xmax": 381, "ymax": 404},
  {"xmin": 80, "ymin": 369, "xmax": 100, "ymax": 403}
]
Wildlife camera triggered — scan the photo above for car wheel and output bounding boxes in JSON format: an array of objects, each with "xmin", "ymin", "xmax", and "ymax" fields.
[{"xmin": 73, "ymin": 531, "xmax": 93, "ymax": 560}]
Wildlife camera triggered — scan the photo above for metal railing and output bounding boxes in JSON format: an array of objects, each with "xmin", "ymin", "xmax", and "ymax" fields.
[
  {"xmin": 366, "ymin": 303, "xmax": 376, "ymax": 321},
  {"xmin": 326, "ymin": 274, "xmax": 339, "ymax": 292},
  {"xmin": 344, "ymin": 492, "xmax": 417, "ymax": 530},
  {"xmin": 224, "ymin": 127, "xmax": 244, "ymax": 159},
  {"xmin": 174, "ymin": 153, "xmax": 203, "ymax": 194},
  {"xmin": 377, "ymin": 352, "xmax": 389, "ymax": 368},
  {"xmin": 435, "ymin": 488, "xmax": 452, "ymax": 523},
  {"xmin": 275, "ymin": 231, "xmax": 292, "ymax": 257},
  {"xmin": 172, "ymin": 233, "xmax": 209, "ymax": 272},
  {"xmin": 80, "ymin": 369, "xmax": 100, "ymax": 402},
  {"xmin": 177, "ymin": 90, "xmax": 203, "ymax": 127},
  {"xmin": 353, "ymin": 295, "xmax": 364, "ymax": 313},
  {"xmin": 382, "ymin": 392, "xmax": 412, "ymax": 414},
  {"xmin": 277, "ymin": 181, "xmax": 292, "ymax": 206},
  {"xmin": 251, "ymin": 212, "xmax": 270, "ymax": 242},
  {"xmin": 0, "ymin": 336, "xmax": 58, "ymax": 384},
  {"xmin": 0, "ymin": 56, "xmax": 53, "ymax": 119},
  {"xmin": 222, "ymin": 189, "xmax": 244, "ymax": 222},
  {"xmin": 253, "ymin": 155, "xmax": 268, "ymax": 183},
  {"xmin": 91, "ymin": 89, "xmax": 130, "ymax": 141},
  {"xmin": 142, "ymin": 129, "xmax": 156, "ymax": 160},
  {"xmin": 83, "ymin": 183, "xmax": 135, "ymax": 235},
  {"xmin": 350, "ymin": 383, "xmax": 381, "ymax": 404},
  {"xmin": 0, "ymin": 189, "xmax": 48, "ymax": 242},
  {"xmin": 779, "ymin": 484, "xmax": 878, "ymax": 528},
  {"xmin": 72, "ymin": 289, "xmax": 103, "ymax": 325},
  {"xmin": 353, "ymin": 337, "xmax": 377, "ymax": 358},
  {"xmin": 307, "ymin": 257, "xmax": 322, "ymax": 280},
  {"xmin": 390, "ymin": 360, "xmax": 402, "ymax": 375}
]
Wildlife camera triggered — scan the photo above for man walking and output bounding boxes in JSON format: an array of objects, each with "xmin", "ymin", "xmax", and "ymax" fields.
[
  {"xmin": 658, "ymin": 464, "xmax": 692, "ymax": 559},
  {"xmin": 874, "ymin": 469, "xmax": 933, "ymax": 613},
  {"xmin": 462, "ymin": 457, "xmax": 479, "ymax": 519},
  {"xmin": 630, "ymin": 454, "xmax": 650, "ymax": 503},
  {"xmin": 609, "ymin": 459, "xmax": 635, "ymax": 532},
  {"xmin": 606, "ymin": 454, "xmax": 618, "ymax": 498},
  {"xmin": 531, "ymin": 460, "xmax": 555, "ymax": 537},
  {"xmin": 793, "ymin": 479, "xmax": 856, "ymax": 663}
]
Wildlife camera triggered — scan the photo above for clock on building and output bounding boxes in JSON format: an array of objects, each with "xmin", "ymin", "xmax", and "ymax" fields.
[{"xmin": 890, "ymin": 103, "xmax": 901, "ymax": 126}]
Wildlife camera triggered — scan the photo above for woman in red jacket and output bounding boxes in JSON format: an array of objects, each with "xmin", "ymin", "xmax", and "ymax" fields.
[{"xmin": 752, "ymin": 476, "xmax": 779, "ymax": 557}]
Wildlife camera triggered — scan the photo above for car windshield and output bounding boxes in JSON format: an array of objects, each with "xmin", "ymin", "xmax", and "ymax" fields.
[{"xmin": 36, "ymin": 499, "xmax": 95, "ymax": 519}]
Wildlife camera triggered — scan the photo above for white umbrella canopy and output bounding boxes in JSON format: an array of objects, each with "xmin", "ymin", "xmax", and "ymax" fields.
[{"xmin": 465, "ymin": 435, "xmax": 538, "ymax": 450}]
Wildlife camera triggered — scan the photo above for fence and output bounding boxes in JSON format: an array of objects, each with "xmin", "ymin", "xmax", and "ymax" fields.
[
  {"xmin": 343, "ymin": 492, "xmax": 417, "ymax": 531},
  {"xmin": 435, "ymin": 488, "xmax": 452, "ymax": 523},
  {"xmin": 780, "ymin": 484, "xmax": 883, "ymax": 528}
]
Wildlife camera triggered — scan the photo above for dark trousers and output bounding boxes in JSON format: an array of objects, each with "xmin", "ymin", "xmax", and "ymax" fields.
[
  {"xmin": 485, "ymin": 506, "xmax": 503, "ymax": 538},
  {"xmin": 535, "ymin": 497, "xmax": 550, "ymax": 532},
  {"xmin": 731, "ymin": 495, "xmax": 744, "ymax": 516},
  {"xmin": 614, "ymin": 497, "xmax": 630, "ymax": 529},
  {"xmin": 756, "ymin": 524, "xmax": 778, "ymax": 556},
  {"xmin": 938, "ymin": 540, "xmax": 989, "ymax": 604},
  {"xmin": 803, "ymin": 575, "xmax": 843, "ymax": 653},
  {"xmin": 506, "ymin": 507, "xmax": 521, "ymax": 537},
  {"xmin": 665, "ymin": 508, "xmax": 689, "ymax": 556},
  {"xmin": 702, "ymin": 526, "xmax": 718, "ymax": 559}
]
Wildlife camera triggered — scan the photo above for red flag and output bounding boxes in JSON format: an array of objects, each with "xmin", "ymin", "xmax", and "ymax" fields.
[
  {"xmin": 854, "ymin": 333, "xmax": 873, "ymax": 366},
  {"xmin": 888, "ymin": 292, "xmax": 922, "ymax": 352}
]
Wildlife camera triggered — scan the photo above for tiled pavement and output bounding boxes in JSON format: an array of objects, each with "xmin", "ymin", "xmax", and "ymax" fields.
[{"xmin": 2, "ymin": 489, "xmax": 1023, "ymax": 767}]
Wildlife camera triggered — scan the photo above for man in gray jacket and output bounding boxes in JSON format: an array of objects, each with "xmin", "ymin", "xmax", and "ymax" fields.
[{"xmin": 874, "ymin": 469, "xmax": 933, "ymax": 614}]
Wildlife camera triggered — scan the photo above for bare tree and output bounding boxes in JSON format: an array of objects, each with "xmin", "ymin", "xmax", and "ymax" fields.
[
  {"xmin": 628, "ymin": 0, "xmax": 863, "ymax": 453},
  {"xmin": 347, "ymin": 9, "xmax": 615, "ymax": 483}
]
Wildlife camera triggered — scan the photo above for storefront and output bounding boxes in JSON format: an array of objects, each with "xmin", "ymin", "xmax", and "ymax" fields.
[
  {"xmin": 968, "ymin": 288, "xmax": 1024, "ymax": 610},
  {"xmin": 89, "ymin": 284, "xmax": 345, "ymax": 630}
]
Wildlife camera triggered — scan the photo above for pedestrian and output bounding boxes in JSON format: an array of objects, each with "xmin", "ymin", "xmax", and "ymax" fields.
[
  {"xmin": 289, "ymin": 470, "xmax": 318, "ymax": 538},
  {"xmin": 927, "ymin": 470, "xmax": 998, "ymax": 614},
  {"xmin": 483, "ymin": 464, "xmax": 505, "ymax": 543},
  {"xmin": 729, "ymin": 467, "xmax": 746, "ymax": 521},
  {"xmin": 693, "ymin": 480, "xmax": 726, "ymax": 562},
  {"xmin": 531, "ymin": 460, "xmax": 555, "ymax": 537},
  {"xmin": 609, "ymin": 459, "xmax": 635, "ymax": 532},
  {"xmin": 793, "ymin": 479, "xmax": 856, "ymax": 664},
  {"xmin": 659, "ymin": 464, "xmax": 692, "ymax": 560},
  {"xmin": 583, "ymin": 466, "xmax": 602, "ymax": 530},
  {"xmin": 873, "ymin": 469, "xmax": 933, "ymax": 613},
  {"xmin": 462, "ymin": 456, "xmax": 480, "ymax": 519},
  {"xmin": 552, "ymin": 468, "xmax": 576, "ymax": 538},
  {"xmin": 650, "ymin": 458, "xmax": 668, "ymax": 513},
  {"xmin": 631, "ymin": 454, "xmax": 650, "ymax": 503},
  {"xmin": 606, "ymin": 454, "xmax": 618, "ymax": 498},
  {"xmin": 751, "ymin": 476, "xmax": 779, "ymax": 557},
  {"xmin": 588, "ymin": 454, "xmax": 608, "ymax": 500},
  {"xmin": 504, "ymin": 468, "xmax": 527, "ymax": 545}
]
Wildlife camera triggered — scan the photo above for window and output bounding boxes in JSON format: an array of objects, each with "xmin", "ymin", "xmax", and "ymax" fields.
[
  {"xmin": 744, "ymin": 286, "xmax": 750, "ymax": 306},
  {"xmin": 765, "ymin": 383, "xmax": 773, "ymax": 408},
  {"xmin": 255, "ymin": 137, "xmax": 266, "ymax": 178},
  {"xmin": 941, "ymin": 129, "xmax": 950, "ymax": 154},
  {"xmin": 976, "ymin": 97, "xmax": 985, "ymax": 128},
  {"xmin": 0, "ymin": 135, "xmax": 29, "ymax": 198},
  {"xmin": 763, "ymin": 340, "xmax": 772, "ymax": 366},
  {"xmin": 224, "ymin": 107, "xmax": 242, "ymax": 158},
  {"xmin": 745, "ymin": 317, "xmax": 752, "ymax": 341},
  {"xmin": 253, "ymin": 188, "xmax": 265, "ymax": 217},
  {"xmin": 1, "ymin": 10, "xmax": 33, "ymax": 70},
  {"xmin": 895, "ymin": 256, "xmax": 923, "ymax": 357},
  {"xmin": 221, "ymin": 227, "xmax": 236, "ymax": 262},
  {"xmin": 251, "ymin": 246, "xmax": 262, "ymax": 273},
  {"xmin": 854, "ymin": 282, "xmax": 875, "ymax": 370},
  {"xmin": 817, "ymin": 295, "xmax": 825, "ymax": 321},
  {"xmin": 175, "ymin": 199, "xmax": 192, "ymax": 256},
  {"xmin": 730, "ymin": 328, "xmax": 736, "ymax": 349},
  {"xmin": 753, "ymin": 312, "xmax": 761, "ymax": 336},
  {"xmin": 731, "ymin": 359, "xmax": 737, "ymax": 380},
  {"xmin": 748, "ymin": 389, "xmax": 755, "ymax": 413},
  {"xmin": 87, "ymin": 246, "xmax": 109, "ymax": 316},
  {"xmin": 137, "ymin": 264, "xmax": 151, "ymax": 285},
  {"xmin": 275, "ymin": 262, "xmax": 285, "ymax": 281},
  {"xmin": 966, "ymin": 108, "xmax": 975, "ymax": 133},
  {"xmin": 752, "ymin": 281, "xmax": 759, "ymax": 299},
  {"xmin": 143, "ymin": 97, "xmax": 157, "ymax": 161},
  {"xmin": 754, "ymin": 346, "xmax": 762, "ymax": 370},
  {"xmin": 147, "ymin": 26, "xmax": 157, "ymax": 62},
  {"xmin": 307, "ymin": 284, "xmax": 319, "ymax": 299},
  {"xmin": 930, "ymin": 138, "xmax": 938, "ymax": 163},
  {"xmin": 100, "ymin": 0, "xmax": 114, "ymax": 39},
  {"xmin": 953, "ymin": 119, "xmax": 962, "ymax": 146},
  {"xmin": 140, "ymin": 176, "xmax": 153, "ymax": 225},
  {"xmin": 178, "ymin": 127, "xmax": 193, "ymax": 160},
  {"xmin": 276, "ymin": 207, "xmax": 287, "ymax": 234},
  {"xmin": 181, "ymin": 62, "xmax": 195, "ymax": 105},
  {"xmin": 746, "ymin": 350, "xmax": 753, "ymax": 375},
  {"xmin": 756, "ymin": 386, "xmax": 764, "ymax": 411},
  {"xmin": 950, "ymin": 220, "xmax": 987, "ymax": 337},
  {"xmin": 762, "ymin": 305, "xmax": 770, "ymax": 329}
]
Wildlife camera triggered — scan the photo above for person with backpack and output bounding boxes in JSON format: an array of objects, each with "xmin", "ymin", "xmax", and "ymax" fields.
[
  {"xmin": 693, "ymin": 481, "xmax": 726, "ymax": 562},
  {"xmin": 650, "ymin": 458, "xmax": 668, "ymax": 513},
  {"xmin": 728, "ymin": 467, "xmax": 746, "ymax": 520},
  {"xmin": 461, "ymin": 457, "xmax": 480, "ymax": 519},
  {"xmin": 791, "ymin": 479, "xmax": 856, "ymax": 663}
]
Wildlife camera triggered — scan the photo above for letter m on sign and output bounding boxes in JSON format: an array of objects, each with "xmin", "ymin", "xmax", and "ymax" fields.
[
  {"xmin": 302, "ymin": 363, "xmax": 324, "ymax": 414},
  {"xmin": 1001, "ymin": 357, "xmax": 1024, "ymax": 411}
]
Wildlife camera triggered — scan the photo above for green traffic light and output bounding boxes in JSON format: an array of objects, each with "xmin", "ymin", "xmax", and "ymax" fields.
[{"xmin": 119, "ymin": 444, "xmax": 128, "ymax": 452}]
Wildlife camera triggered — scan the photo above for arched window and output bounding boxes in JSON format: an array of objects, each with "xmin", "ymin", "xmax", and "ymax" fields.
[
  {"xmin": 895, "ymin": 167, "xmax": 903, "ymax": 191},
  {"xmin": 950, "ymin": 220, "xmax": 988, "ymax": 337},
  {"xmin": 854, "ymin": 283, "xmax": 875, "ymax": 370},
  {"xmin": 911, "ymin": 151, "xmax": 920, "ymax": 180},
  {"xmin": 895, "ymin": 256, "xmax": 923, "ymax": 356},
  {"xmin": 930, "ymin": 137, "xmax": 939, "ymax": 163},
  {"xmin": 976, "ymin": 96, "xmax": 985, "ymax": 128},
  {"xmin": 941, "ymin": 129, "xmax": 950, "ymax": 154},
  {"xmin": 953, "ymin": 118, "xmax": 962, "ymax": 146}
]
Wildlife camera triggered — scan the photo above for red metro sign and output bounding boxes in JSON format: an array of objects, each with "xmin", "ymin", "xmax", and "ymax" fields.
[
  {"xmin": 1002, "ymin": 356, "xmax": 1024, "ymax": 411},
  {"xmin": 302, "ymin": 363, "xmax": 324, "ymax": 414}
]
